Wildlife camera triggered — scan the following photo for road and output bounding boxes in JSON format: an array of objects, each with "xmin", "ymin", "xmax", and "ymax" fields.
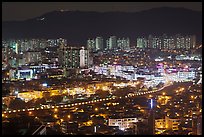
[{"xmin": 2, "ymin": 82, "xmax": 172, "ymax": 114}]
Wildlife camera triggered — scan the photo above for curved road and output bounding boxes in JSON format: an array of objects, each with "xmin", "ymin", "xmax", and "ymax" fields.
[{"xmin": 2, "ymin": 82, "xmax": 172, "ymax": 115}]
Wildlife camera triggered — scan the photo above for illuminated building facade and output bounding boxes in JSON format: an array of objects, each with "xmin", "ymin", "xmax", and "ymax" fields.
[
  {"xmin": 108, "ymin": 117, "xmax": 144, "ymax": 130},
  {"xmin": 95, "ymin": 37, "xmax": 104, "ymax": 51},
  {"xmin": 152, "ymin": 37, "xmax": 162, "ymax": 49},
  {"xmin": 106, "ymin": 36, "xmax": 117, "ymax": 50},
  {"xmin": 60, "ymin": 46, "xmax": 80, "ymax": 69},
  {"xmin": 59, "ymin": 46, "xmax": 91, "ymax": 70},
  {"xmin": 25, "ymin": 51, "xmax": 42, "ymax": 64},
  {"xmin": 137, "ymin": 34, "xmax": 196, "ymax": 50},
  {"xmin": 17, "ymin": 69, "xmax": 34, "ymax": 80},
  {"xmin": 117, "ymin": 37, "xmax": 130, "ymax": 50},
  {"xmin": 155, "ymin": 116, "xmax": 180, "ymax": 132},
  {"xmin": 87, "ymin": 39, "xmax": 95, "ymax": 51},
  {"xmin": 136, "ymin": 38, "xmax": 147, "ymax": 48},
  {"xmin": 80, "ymin": 47, "xmax": 90, "ymax": 68},
  {"xmin": 148, "ymin": 98, "xmax": 155, "ymax": 135}
]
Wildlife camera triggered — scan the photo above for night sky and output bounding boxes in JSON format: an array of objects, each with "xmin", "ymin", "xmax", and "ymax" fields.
[{"xmin": 2, "ymin": 2, "xmax": 202, "ymax": 21}]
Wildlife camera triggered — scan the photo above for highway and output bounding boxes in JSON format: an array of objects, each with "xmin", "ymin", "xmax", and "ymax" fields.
[{"xmin": 2, "ymin": 82, "xmax": 172, "ymax": 115}]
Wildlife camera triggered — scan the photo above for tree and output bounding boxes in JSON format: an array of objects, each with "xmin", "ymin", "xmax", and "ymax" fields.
[
  {"xmin": 112, "ymin": 87, "xmax": 132, "ymax": 97},
  {"xmin": 33, "ymin": 98, "xmax": 46, "ymax": 106},
  {"xmin": 43, "ymin": 91, "xmax": 51, "ymax": 101},
  {"xmin": 148, "ymin": 86, "xmax": 153, "ymax": 91},
  {"xmin": 51, "ymin": 95, "xmax": 63, "ymax": 103},
  {"xmin": 25, "ymin": 99, "xmax": 35, "ymax": 108},
  {"xmin": 95, "ymin": 90, "xmax": 110, "ymax": 98},
  {"xmin": 9, "ymin": 98, "xmax": 26, "ymax": 109},
  {"xmin": 92, "ymin": 115, "xmax": 105, "ymax": 126}
]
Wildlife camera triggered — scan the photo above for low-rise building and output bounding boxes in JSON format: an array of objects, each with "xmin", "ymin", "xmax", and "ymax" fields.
[
  {"xmin": 108, "ymin": 117, "xmax": 144, "ymax": 130},
  {"xmin": 155, "ymin": 116, "xmax": 180, "ymax": 132}
]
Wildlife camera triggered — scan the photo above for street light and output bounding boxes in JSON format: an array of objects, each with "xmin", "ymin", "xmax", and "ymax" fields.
[
  {"xmin": 95, "ymin": 108, "xmax": 98, "ymax": 111},
  {"xmin": 54, "ymin": 114, "xmax": 58, "ymax": 118},
  {"xmin": 54, "ymin": 108, "xmax": 58, "ymax": 112}
]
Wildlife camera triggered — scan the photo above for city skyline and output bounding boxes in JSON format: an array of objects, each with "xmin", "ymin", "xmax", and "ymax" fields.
[{"xmin": 2, "ymin": 2, "xmax": 202, "ymax": 135}]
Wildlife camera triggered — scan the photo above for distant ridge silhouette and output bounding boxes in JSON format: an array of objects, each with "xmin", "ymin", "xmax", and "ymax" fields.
[{"xmin": 2, "ymin": 7, "xmax": 202, "ymax": 46}]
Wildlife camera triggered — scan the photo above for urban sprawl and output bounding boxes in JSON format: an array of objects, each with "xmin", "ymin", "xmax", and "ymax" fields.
[{"xmin": 2, "ymin": 34, "xmax": 202, "ymax": 135}]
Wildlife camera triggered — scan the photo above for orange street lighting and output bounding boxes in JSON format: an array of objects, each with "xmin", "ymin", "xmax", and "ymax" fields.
[
  {"xmin": 54, "ymin": 108, "xmax": 58, "ymax": 112},
  {"xmin": 54, "ymin": 114, "xmax": 58, "ymax": 118},
  {"xmin": 95, "ymin": 108, "xmax": 98, "ymax": 111}
]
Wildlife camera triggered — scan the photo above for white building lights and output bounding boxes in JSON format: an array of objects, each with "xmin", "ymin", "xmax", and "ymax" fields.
[{"xmin": 93, "ymin": 64, "xmax": 196, "ymax": 88}]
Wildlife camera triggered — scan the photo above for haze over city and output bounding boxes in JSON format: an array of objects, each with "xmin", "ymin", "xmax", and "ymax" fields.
[{"xmin": 2, "ymin": 2, "xmax": 202, "ymax": 135}]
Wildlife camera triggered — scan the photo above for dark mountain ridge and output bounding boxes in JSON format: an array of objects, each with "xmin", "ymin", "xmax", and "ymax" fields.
[{"xmin": 2, "ymin": 7, "xmax": 202, "ymax": 46}]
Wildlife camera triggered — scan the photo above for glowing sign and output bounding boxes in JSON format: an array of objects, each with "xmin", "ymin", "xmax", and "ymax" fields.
[
  {"xmin": 150, "ymin": 99, "xmax": 153, "ymax": 109},
  {"xmin": 42, "ymin": 83, "xmax": 47, "ymax": 87},
  {"xmin": 94, "ymin": 126, "xmax": 97, "ymax": 133},
  {"xmin": 17, "ymin": 69, "xmax": 33, "ymax": 80}
]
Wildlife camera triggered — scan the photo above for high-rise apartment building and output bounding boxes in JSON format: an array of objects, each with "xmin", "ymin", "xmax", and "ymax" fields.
[
  {"xmin": 175, "ymin": 34, "xmax": 185, "ymax": 49},
  {"xmin": 152, "ymin": 37, "xmax": 162, "ymax": 49},
  {"xmin": 59, "ymin": 45, "xmax": 92, "ymax": 77},
  {"xmin": 59, "ymin": 46, "xmax": 91, "ymax": 69},
  {"xmin": 106, "ymin": 36, "xmax": 117, "ymax": 50},
  {"xmin": 190, "ymin": 35, "xmax": 196, "ymax": 49},
  {"xmin": 25, "ymin": 51, "xmax": 42, "ymax": 65},
  {"xmin": 95, "ymin": 37, "xmax": 104, "ymax": 51},
  {"xmin": 117, "ymin": 37, "xmax": 130, "ymax": 50},
  {"xmin": 138, "ymin": 34, "xmax": 196, "ymax": 50},
  {"xmin": 80, "ymin": 47, "xmax": 90, "ymax": 68},
  {"xmin": 87, "ymin": 39, "xmax": 95, "ymax": 51},
  {"xmin": 147, "ymin": 35, "xmax": 153, "ymax": 49},
  {"xmin": 136, "ymin": 38, "xmax": 148, "ymax": 48}
]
